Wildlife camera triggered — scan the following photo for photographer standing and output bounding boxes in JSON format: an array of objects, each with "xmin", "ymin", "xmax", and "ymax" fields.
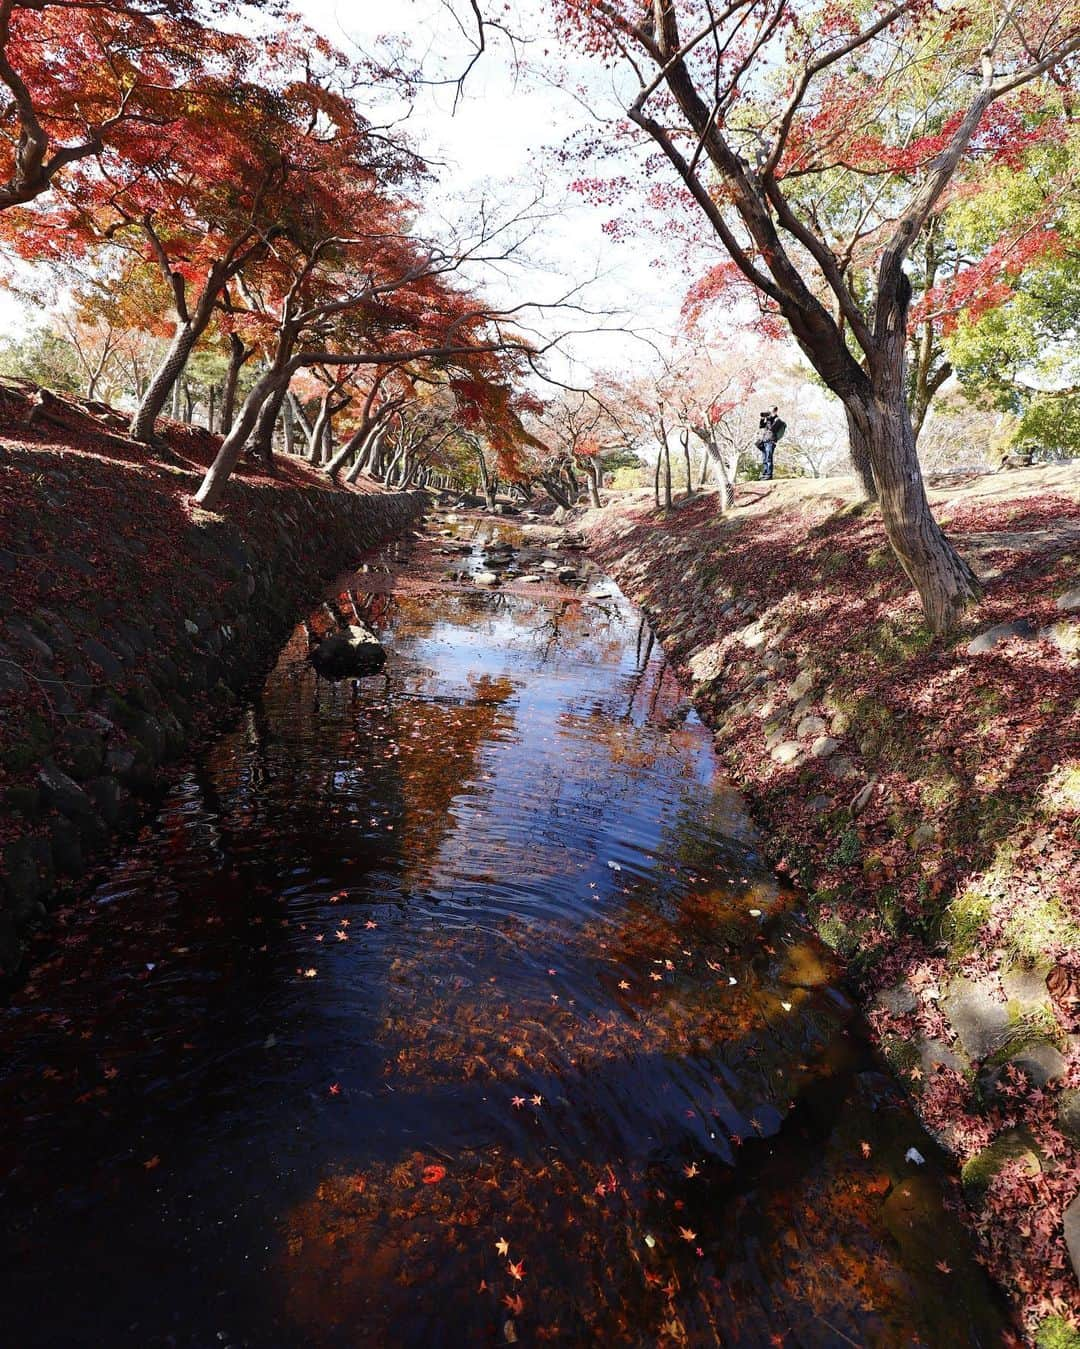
[{"xmin": 754, "ymin": 406, "xmax": 786, "ymax": 480}]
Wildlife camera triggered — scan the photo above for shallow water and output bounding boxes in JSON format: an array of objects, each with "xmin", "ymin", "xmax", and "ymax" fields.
[{"xmin": 0, "ymin": 517, "xmax": 1005, "ymax": 1346}]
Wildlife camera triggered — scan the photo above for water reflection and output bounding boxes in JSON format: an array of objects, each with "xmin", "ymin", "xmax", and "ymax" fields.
[{"xmin": 0, "ymin": 522, "xmax": 1005, "ymax": 1346}]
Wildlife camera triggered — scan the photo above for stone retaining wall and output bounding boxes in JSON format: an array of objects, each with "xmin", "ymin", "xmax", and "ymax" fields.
[{"xmin": 0, "ymin": 442, "xmax": 425, "ymax": 974}]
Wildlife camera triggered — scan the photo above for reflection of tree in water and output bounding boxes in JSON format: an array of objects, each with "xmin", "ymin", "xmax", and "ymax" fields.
[
  {"xmin": 390, "ymin": 672, "xmax": 515, "ymax": 875},
  {"xmin": 279, "ymin": 1077, "xmax": 1002, "ymax": 1348},
  {"xmin": 281, "ymin": 811, "xmax": 1006, "ymax": 1344},
  {"xmin": 196, "ymin": 603, "xmax": 517, "ymax": 882}
]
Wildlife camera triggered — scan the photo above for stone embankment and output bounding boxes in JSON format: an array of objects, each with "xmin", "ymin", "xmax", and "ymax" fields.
[
  {"xmin": 584, "ymin": 468, "xmax": 1080, "ymax": 1342},
  {"xmin": 0, "ymin": 418, "xmax": 424, "ymax": 976}
]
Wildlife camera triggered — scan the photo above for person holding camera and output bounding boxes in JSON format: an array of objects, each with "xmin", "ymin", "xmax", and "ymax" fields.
[{"xmin": 754, "ymin": 406, "xmax": 786, "ymax": 480}]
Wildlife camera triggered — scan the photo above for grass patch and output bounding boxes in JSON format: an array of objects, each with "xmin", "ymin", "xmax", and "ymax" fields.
[
  {"xmin": 988, "ymin": 1008, "xmax": 1063, "ymax": 1065},
  {"xmin": 919, "ymin": 758, "xmax": 960, "ymax": 813},
  {"xmin": 942, "ymin": 886, "xmax": 994, "ymax": 960},
  {"xmin": 858, "ymin": 613, "xmax": 936, "ymax": 666},
  {"xmin": 1003, "ymin": 893, "xmax": 1080, "ymax": 966}
]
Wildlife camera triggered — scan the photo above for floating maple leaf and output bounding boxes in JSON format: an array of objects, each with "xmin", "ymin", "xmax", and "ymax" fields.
[
  {"xmin": 495, "ymin": 1237, "xmax": 510, "ymax": 1257},
  {"xmin": 421, "ymin": 1164, "xmax": 446, "ymax": 1185},
  {"xmin": 508, "ymin": 1259, "xmax": 525, "ymax": 1282}
]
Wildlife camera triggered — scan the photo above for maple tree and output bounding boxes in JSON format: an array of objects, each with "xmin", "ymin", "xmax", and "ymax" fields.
[
  {"xmin": 0, "ymin": 0, "xmax": 209, "ymax": 210},
  {"xmin": 17, "ymin": 43, "xmax": 367, "ymax": 444},
  {"xmin": 531, "ymin": 385, "xmax": 634, "ymax": 508},
  {"xmin": 537, "ymin": 0, "xmax": 1080, "ymax": 631}
]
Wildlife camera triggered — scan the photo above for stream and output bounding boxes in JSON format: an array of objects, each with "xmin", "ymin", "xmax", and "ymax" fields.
[{"xmin": 0, "ymin": 511, "xmax": 1007, "ymax": 1346}]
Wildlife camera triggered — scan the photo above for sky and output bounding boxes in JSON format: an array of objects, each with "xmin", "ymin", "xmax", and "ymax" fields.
[{"xmin": 290, "ymin": 0, "xmax": 696, "ymax": 380}]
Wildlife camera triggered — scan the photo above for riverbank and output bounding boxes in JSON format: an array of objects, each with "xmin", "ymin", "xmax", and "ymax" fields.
[
  {"xmin": 584, "ymin": 467, "xmax": 1080, "ymax": 1343},
  {"xmin": 0, "ymin": 384, "xmax": 424, "ymax": 977}
]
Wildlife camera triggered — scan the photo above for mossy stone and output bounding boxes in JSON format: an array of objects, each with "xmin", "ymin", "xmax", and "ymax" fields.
[{"xmin": 961, "ymin": 1129, "xmax": 1041, "ymax": 1206}]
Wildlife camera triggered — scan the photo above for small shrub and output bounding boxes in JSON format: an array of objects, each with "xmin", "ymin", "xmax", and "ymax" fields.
[{"xmin": 1036, "ymin": 1316, "xmax": 1080, "ymax": 1349}]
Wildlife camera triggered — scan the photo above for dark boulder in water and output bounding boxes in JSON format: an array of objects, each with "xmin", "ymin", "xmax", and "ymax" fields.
[{"xmin": 311, "ymin": 624, "xmax": 386, "ymax": 678}]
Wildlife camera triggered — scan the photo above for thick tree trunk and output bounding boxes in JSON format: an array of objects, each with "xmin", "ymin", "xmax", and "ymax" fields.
[
  {"xmin": 345, "ymin": 426, "xmax": 385, "ymax": 484},
  {"xmin": 583, "ymin": 459, "xmax": 601, "ymax": 508},
  {"xmin": 848, "ymin": 393, "xmax": 981, "ymax": 633},
  {"xmin": 540, "ymin": 474, "xmax": 572, "ymax": 509},
  {"xmin": 131, "ymin": 322, "xmax": 201, "ymax": 443},
  {"xmin": 249, "ymin": 382, "xmax": 286, "ymax": 468},
  {"xmin": 661, "ymin": 438, "xmax": 672, "ymax": 509},
  {"xmin": 307, "ymin": 394, "xmax": 334, "ymax": 465},
  {"xmin": 326, "ymin": 419, "xmax": 369, "ymax": 480},
  {"xmin": 195, "ymin": 367, "xmax": 287, "ymax": 510},
  {"xmin": 689, "ymin": 428, "xmax": 734, "ymax": 510}
]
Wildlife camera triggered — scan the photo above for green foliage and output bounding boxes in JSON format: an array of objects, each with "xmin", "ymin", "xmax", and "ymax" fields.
[
  {"xmin": 1036, "ymin": 1317, "xmax": 1080, "ymax": 1349},
  {"xmin": 1003, "ymin": 893, "xmax": 1080, "ymax": 967},
  {"xmin": 0, "ymin": 326, "xmax": 81, "ymax": 395},
  {"xmin": 942, "ymin": 133, "xmax": 1080, "ymax": 459},
  {"xmin": 1015, "ymin": 393, "xmax": 1080, "ymax": 460}
]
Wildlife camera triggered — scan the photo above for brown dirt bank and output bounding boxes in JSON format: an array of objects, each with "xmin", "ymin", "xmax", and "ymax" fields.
[
  {"xmin": 0, "ymin": 386, "xmax": 425, "ymax": 977},
  {"xmin": 584, "ymin": 467, "xmax": 1080, "ymax": 1343}
]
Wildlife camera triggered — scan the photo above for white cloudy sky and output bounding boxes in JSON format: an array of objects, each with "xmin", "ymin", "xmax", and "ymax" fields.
[{"xmin": 294, "ymin": 0, "xmax": 699, "ymax": 378}]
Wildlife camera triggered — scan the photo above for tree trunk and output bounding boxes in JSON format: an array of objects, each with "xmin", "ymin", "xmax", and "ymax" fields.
[
  {"xmin": 345, "ymin": 426, "xmax": 385, "ymax": 484},
  {"xmin": 474, "ymin": 444, "xmax": 496, "ymax": 510},
  {"xmin": 583, "ymin": 459, "xmax": 601, "ymax": 508},
  {"xmin": 652, "ymin": 448, "xmax": 662, "ymax": 508},
  {"xmin": 848, "ymin": 393, "xmax": 981, "ymax": 633},
  {"xmin": 326, "ymin": 420, "xmax": 368, "ymax": 480},
  {"xmin": 282, "ymin": 394, "xmax": 295, "ymax": 456},
  {"xmin": 221, "ymin": 333, "xmax": 249, "ymax": 435},
  {"xmin": 845, "ymin": 405, "xmax": 878, "ymax": 500},
  {"xmin": 681, "ymin": 430, "xmax": 693, "ymax": 498},
  {"xmin": 690, "ymin": 428, "xmax": 734, "ymax": 510},
  {"xmin": 307, "ymin": 394, "xmax": 334, "ymax": 465},
  {"xmin": 662, "ymin": 438, "xmax": 672, "ymax": 509},
  {"xmin": 195, "ymin": 367, "xmax": 287, "ymax": 509},
  {"xmin": 540, "ymin": 474, "xmax": 572, "ymax": 509},
  {"xmin": 249, "ymin": 382, "xmax": 286, "ymax": 468},
  {"xmin": 131, "ymin": 322, "xmax": 201, "ymax": 442}
]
